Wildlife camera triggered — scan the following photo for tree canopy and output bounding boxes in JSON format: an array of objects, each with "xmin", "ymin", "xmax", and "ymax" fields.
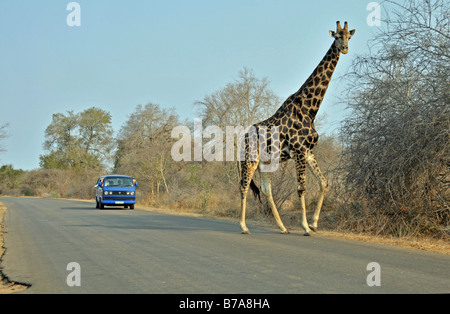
[{"xmin": 40, "ymin": 107, "xmax": 114, "ymax": 171}]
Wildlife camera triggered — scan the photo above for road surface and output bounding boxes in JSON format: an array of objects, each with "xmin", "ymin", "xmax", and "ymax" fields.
[{"xmin": 1, "ymin": 197, "xmax": 449, "ymax": 294}]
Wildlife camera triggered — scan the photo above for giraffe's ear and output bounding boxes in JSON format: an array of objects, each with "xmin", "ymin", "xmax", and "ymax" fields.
[
  {"xmin": 329, "ymin": 30, "xmax": 336, "ymax": 37},
  {"xmin": 349, "ymin": 29, "xmax": 356, "ymax": 36}
]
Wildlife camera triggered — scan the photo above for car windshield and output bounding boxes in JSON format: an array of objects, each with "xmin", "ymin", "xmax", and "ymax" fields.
[{"xmin": 104, "ymin": 177, "xmax": 134, "ymax": 187}]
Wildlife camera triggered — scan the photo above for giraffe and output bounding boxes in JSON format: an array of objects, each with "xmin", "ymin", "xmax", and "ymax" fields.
[{"xmin": 239, "ymin": 21, "xmax": 355, "ymax": 236}]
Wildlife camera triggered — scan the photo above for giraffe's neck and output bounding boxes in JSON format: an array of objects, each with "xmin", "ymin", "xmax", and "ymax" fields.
[{"xmin": 290, "ymin": 41, "xmax": 341, "ymax": 121}]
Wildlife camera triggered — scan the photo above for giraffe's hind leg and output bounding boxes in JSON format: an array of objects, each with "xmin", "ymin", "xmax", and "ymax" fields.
[
  {"xmin": 259, "ymin": 171, "xmax": 288, "ymax": 234},
  {"xmin": 306, "ymin": 153, "xmax": 328, "ymax": 231},
  {"xmin": 240, "ymin": 161, "xmax": 259, "ymax": 234},
  {"xmin": 295, "ymin": 153, "xmax": 313, "ymax": 236}
]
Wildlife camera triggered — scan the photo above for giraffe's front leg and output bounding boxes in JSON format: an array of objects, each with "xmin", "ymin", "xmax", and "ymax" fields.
[
  {"xmin": 299, "ymin": 189, "xmax": 312, "ymax": 236},
  {"xmin": 306, "ymin": 153, "xmax": 328, "ymax": 232}
]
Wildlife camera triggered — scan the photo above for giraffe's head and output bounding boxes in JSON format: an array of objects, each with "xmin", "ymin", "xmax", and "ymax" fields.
[{"xmin": 329, "ymin": 21, "xmax": 355, "ymax": 54}]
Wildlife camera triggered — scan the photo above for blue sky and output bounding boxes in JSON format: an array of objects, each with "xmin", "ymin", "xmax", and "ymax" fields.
[{"xmin": 0, "ymin": 0, "xmax": 381, "ymax": 170}]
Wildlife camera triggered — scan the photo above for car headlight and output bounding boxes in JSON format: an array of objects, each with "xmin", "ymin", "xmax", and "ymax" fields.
[{"xmin": 127, "ymin": 191, "xmax": 135, "ymax": 196}]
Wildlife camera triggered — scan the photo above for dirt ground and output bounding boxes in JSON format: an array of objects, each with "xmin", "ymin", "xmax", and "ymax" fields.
[{"xmin": 0, "ymin": 203, "xmax": 28, "ymax": 294}]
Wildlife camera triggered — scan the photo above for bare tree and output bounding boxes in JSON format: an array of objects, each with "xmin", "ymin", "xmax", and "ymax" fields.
[
  {"xmin": 115, "ymin": 103, "xmax": 179, "ymax": 200},
  {"xmin": 339, "ymin": 0, "xmax": 449, "ymax": 237},
  {"xmin": 196, "ymin": 67, "xmax": 281, "ymax": 129},
  {"xmin": 195, "ymin": 68, "xmax": 287, "ymax": 212}
]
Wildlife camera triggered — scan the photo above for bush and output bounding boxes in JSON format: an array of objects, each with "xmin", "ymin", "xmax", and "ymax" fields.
[{"xmin": 337, "ymin": 0, "xmax": 449, "ymax": 238}]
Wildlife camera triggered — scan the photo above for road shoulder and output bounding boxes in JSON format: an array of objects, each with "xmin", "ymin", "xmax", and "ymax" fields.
[{"xmin": 0, "ymin": 202, "xmax": 29, "ymax": 294}]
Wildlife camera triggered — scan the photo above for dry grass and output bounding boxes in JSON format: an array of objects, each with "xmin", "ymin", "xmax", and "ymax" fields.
[
  {"xmin": 276, "ymin": 208, "xmax": 449, "ymax": 255},
  {"xmin": 317, "ymin": 230, "xmax": 450, "ymax": 255}
]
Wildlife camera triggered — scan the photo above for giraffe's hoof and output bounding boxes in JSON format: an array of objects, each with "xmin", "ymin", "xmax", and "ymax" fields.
[
  {"xmin": 241, "ymin": 230, "xmax": 251, "ymax": 235},
  {"xmin": 309, "ymin": 225, "xmax": 318, "ymax": 232},
  {"xmin": 303, "ymin": 232, "xmax": 311, "ymax": 236},
  {"xmin": 281, "ymin": 229, "xmax": 290, "ymax": 235}
]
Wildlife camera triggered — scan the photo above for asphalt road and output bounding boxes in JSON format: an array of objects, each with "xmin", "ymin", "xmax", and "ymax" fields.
[{"xmin": 1, "ymin": 197, "xmax": 449, "ymax": 294}]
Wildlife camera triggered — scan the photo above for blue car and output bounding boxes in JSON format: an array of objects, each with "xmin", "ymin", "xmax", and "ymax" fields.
[{"xmin": 95, "ymin": 175, "xmax": 138, "ymax": 209}]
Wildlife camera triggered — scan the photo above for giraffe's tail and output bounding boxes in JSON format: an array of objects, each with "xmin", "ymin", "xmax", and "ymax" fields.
[{"xmin": 249, "ymin": 180, "xmax": 261, "ymax": 203}]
